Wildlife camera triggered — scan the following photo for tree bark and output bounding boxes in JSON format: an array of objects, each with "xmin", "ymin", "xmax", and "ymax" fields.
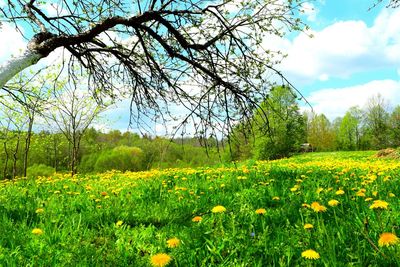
[
  {"xmin": 0, "ymin": 50, "xmax": 43, "ymax": 88},
  {"xmin": 23, "ymin": 114, "xmax": 35, "ymax": 177},
  {"xmin": 3, "ymin": 141, "xmax": 9, "ymax": 179},
  {"xmin": 12, "ymin": 134, "xmax": 20, "ymax": 179}
]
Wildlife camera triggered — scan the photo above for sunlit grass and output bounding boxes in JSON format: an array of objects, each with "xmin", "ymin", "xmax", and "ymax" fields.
[{"xmin": 0, "ymin": 151, "xmax": 399, "ymax": 266}]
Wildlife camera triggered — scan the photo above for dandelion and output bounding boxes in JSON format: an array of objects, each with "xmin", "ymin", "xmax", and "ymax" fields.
[
  {"xmin": 301, "ymin": 249, "xmax": 320, "ymax": 260},
  {"xmin": 335, "ymin": 189, "xmax": 345, "ymax": 195},
  {"xmin": 304, "ymin": 223, "xmax": 314, "ymax": 229},
  {"xmin": 370, "ymin": 200, "xmax": 388, "ymax": 210},
  {"xmin": 211, "ymin": 205, "xmax": 226, "ymax": 213},
  {"xmin": 272, "ymin": 196, "xmax": 280, "ymax": 201},
  {"xmin": 328, "ymin": 200, "xmax": 339, "ymax": 207},
  {"xmin": 365, "ymin": 197, "xmax": 373, "ymax": 202},
  {"xmin": 378, "ymin": 233, "xmax": 399, "ymax": 247},
  {"xmin": 192, "ymin": 216, "xmax": 202, "ymax": 222},
  {"xmin": 311, "ymin": 202, "xmax": 327, "ymax": 213},
  {"xmin": 35, "ymin": 208, "xmax": 44, "ymax": 214},
  {"xmin": 302, "ymin": 203, "xmax": 310, "ymax": 208},
  {"xmin": 32, "ymin": 228, "xmax": 44, "ymax": 235},
  {"xmin": 101, "ymin": 191, "xmax": 108, "ymax": 196},
  {"xmin": 116, "ymin": 220, "xmax": 123, "ymax": 227},
  {"xmin": 166, "ymin": 237, "xmax": 180, "ymax": 248},
  {"xmin": 255, "ymin": 208, "xmax": 266, "ymax": 215},
  {"xmin": 150, "ymin": 253, "xmax": 172, "ymax": 267}
]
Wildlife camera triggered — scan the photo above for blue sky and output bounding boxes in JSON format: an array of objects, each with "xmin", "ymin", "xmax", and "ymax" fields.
[{"xmin": 1, "ymin": 0, "xmax": 400, "ymax": 132}]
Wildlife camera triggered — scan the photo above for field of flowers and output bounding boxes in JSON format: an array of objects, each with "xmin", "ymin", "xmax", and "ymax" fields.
[{"xmin": 0, "ymin": 151, "xmax": 399, "ymax": 266}]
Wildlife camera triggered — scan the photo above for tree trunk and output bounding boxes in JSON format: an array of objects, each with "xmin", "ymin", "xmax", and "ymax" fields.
[
  {"xmin": 23, "ymin": 115, "xmax": 35, "ymax": 177},
  {"xmin": 0, "ymin": 50, "xmax": 43, "ymax": 88},
  {"xmin": 3, "ymin": 141, "xmax": 9, "ymax": 179},
  {"xmin": 12, "ymin": 135, "xmax": 20, "ymax": 179}
]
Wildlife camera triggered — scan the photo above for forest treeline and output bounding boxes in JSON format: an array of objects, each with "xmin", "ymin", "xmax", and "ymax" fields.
[{"xmin": 1, "ymin": 85, "xmax": 399, "ymax": 179}]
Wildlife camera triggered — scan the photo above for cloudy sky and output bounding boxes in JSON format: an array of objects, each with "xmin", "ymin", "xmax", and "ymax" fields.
[{"xmin": 1, "ymin": 0, "xmax": 399, "ymax": 131}]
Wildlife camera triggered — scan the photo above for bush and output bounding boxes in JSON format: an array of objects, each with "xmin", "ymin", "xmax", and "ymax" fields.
[
  {"xmin": 94, "ymin": 146, "xmax": 145, "ymax": 173},
  {"xmin": 26, "ymin": 164, "xmax": 55, "ymax": 178}
]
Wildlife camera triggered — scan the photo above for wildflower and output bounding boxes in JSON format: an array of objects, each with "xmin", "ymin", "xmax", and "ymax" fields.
[
  {"xmin": 101, "ymin": 191, "xmax": 108, "ymax": 196},
  {"xmin": 255, "ymin": 208, "xmax": 266, "ymax": 215},
  {"xmin": 32, "ymin": 228, "xmax": 44, "ymax": 235},
  {"xmin": 356, "ymin": 191, "xmax": 365, "ymax": 197},
  {"xmin": 192, "ymin": 216, "xmax": 202, "ymax": 222},
  {"xmin": 272, "ymin": 196, "xmax": 280, "ymax": 201},
  {"xmin": 304, "ymin": 223, "xmax": 314, "ymax": 229},
  {"xmin": 167, "ymin": 237, "xmax": 180, "ymax": 248},
  {"xmin": 301, "ymin": 249, "xmax": 320, "ymax": 260},
  {"xmin": 389, "ymin": 193, "xmax": 395, "ymax": 197},
  {"xmin": 365, "ymin": 197, "xmax": 373, "ymax": 202},
  {"xmin": 35, "ymin": 208, "xmax": 44, "ymax": 214},
  {"xmin": 302, "ymin": 203, "xmax": 310, "ymax": 208},
  {"xmin": 311, "ymin": 202, "xmax": 327, "ymax": 213},
  {"xmin": 370, "ymin": 200, "xmax": 389, "ymax": 210},
  {"xmin": 328, "ymin": 200, "xmax": 339, "ymax": 207},
  {"xmin": 316, "ymin": 188, "xmax": 323, "ymax": 194},
  {"xmin": 150, "ymin": 253, "xmax": 172, "ymax": 267},
  {"xmin": 116, "ymin": 220, "xmax": 123, "ymax": 227},
  {"xmin": 378, "ymin": 233, "xmax": 399, "ymax": 247},
  {"xmin": 335, "ymin": 189, "xmax": 345, "ymax": 195},
  {"xmin": 211, "ymin": 205, "xmax": 226, "ymax": 213}
]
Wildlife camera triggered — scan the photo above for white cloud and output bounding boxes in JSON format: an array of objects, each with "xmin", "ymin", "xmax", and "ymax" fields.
[
  {"xmin": 271, "ymin": 7, "xmax": 400, "ymax": 83},
  {"xmin": 301, "ymin": 3, "xmax": 318, "ymax": 22},
  {"xmin": 304, "ymin": 80, "xmax": 400, "ymax": 120},
  {"xmin": 0, "ymin": 23, "xmax": 27, "ymax": 61}
]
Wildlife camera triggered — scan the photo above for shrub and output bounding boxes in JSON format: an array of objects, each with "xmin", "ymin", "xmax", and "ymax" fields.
[{"xmin": 26, "ymin": 164, "xmax": 55, "ymax": 178}]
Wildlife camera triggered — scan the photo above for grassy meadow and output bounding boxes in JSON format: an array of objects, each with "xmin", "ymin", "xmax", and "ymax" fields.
[{"xmin": 0, "ymin": 151, "xmax": 399, "ymax": 266}]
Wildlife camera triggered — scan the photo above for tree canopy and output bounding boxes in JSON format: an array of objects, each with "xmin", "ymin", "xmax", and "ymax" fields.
[{"xmin": 0, "ymin": 0, "xmax": 307, "ymax": 137}]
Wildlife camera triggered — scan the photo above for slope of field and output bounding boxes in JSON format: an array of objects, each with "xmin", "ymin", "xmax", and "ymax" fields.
[{"xmin": 0, "ymin": 151, "xmax": 399, "ymax": 266}]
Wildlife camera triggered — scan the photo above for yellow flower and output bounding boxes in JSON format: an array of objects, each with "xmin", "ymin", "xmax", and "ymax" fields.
[
  {"xmin": 272, "ymin": 196, "xmax": 280, "ymax": 201},
  {"xmin": 116, "ymin": 220, "xmax": 123, "ymax": 227},
  {"xmin": 32, "ymin": 228, "xmax": 44, "ymax": 235},
  {"xmin": 150, "ymin": 253, "xmax": 172, "ymax": 267},
  {"xmin": 316, "ymin": 188, "xmax": 323, "ymax": 194},
  {"xmin": 311, "ymin": 202, "xmax": 327, "ymax": 213},
  {"xmin": 211, "ymin": 205, "xmax": 226, "ymax": 213},
  {"xmin": 302, "ymin": 203, "xmax": 310, "ymax": 208},
  {"xmin": 166, "ymin": 237, "xmax": 180, "ymax": 248},
  {"xmin": 35, "ymin": 208, "xmax": 44, "ymax": 214},
  {"xmin": 301, "ymin": 249, "xmax": 320, "ymax": 260},
  {"xmin": 255, "ymin": 208, "xmax": 266, "ymax": 215},
  {"xmin": 378, "ymin": 232, "xmax": 399, "ymax": 247},
  {"xmin": 370, "ymin": 200, "xmax": 389, "ymax": 210},
  {"xmin": 304, "ymin": 223, "xmax": 314, "ymax": 229},
  {"xmin": 335, "ymin": 189, "xmax": 345, "ymax": 195},
  {"xmin": 356, "ymin": 191, "xmax": 365, "ymax": 197},
  {"xmin": 192, "ymin": 216, "xmax": 202, "ymax": 222},
  {"xmin": 328, "ymin": 200, "xmax": 339, "ymax": 207},
  {"xmin": 389, "ymin": 193, "xmax": 395, "ymax": 197}
]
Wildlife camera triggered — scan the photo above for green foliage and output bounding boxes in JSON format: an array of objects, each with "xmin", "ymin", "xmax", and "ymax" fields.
[
  {"xmin": 228, "ymin": 85, "xmax": 306, "ymax": 161},
  {"xmin": 94, "ymin": 146, "xmax": 145, "ymax": 172},
  {"xmin": 26, "ymin": 164, "xmax": 55, "ymax": 178}
]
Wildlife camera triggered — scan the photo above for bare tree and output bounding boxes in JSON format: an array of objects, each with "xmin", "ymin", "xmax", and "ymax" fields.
[
  {"xmin": 0, "ymin": 0, "xmax": 307, "ymax": 138},
  {"xmin": 45, "ymin": 79, "xmax": 106, "ymax": 175}
]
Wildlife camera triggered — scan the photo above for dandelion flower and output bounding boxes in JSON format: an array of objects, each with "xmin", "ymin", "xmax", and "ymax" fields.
[
  {"xmin": 255, "ymin": 208, "xmax": 266, "ymax": 215},
  {"xmin": 192, "ymin": 216, "xmax": 202, "ymax": 222},
  {"xmin": 378, "ymin": 233, "xmax": 399, "ymax": 247},
  {"xmin": 311, "ymin": 202, "xmax": 327, "ymax": 213},
  {"xmin": 116, "ymin": 220, "xmax": 123, "ymax": 227},
  {"xmin": 301, "ymin": 249, "xmax": 320, "ymax": 260},
  {"xmin": 35, "ymin": 208, "xmax": 44, "ymax": 214},
  {"xmin": 211, "ymin": 205, "xmax": 226, "ymax": 213},
  {"xmin": 150, "ymin": 253, "xmax": 172, "ymax": 267},
  {"xmin": 272, "ymin": 196, "xmax": 280, "ymax": 201},
  {"xmin": 370, "ymin": 200, "xmax": 388, "ymax": 210},
  {"xmin": 328, "ymin": 200, "xmax": 339, "ymax": 207},
  {"xmin": 166, "ymin": 237, "xmax": 180, "ymax": 248},
  {"xmin": 304, "ymin": 223, "xmax": 314, "ymax": 229},
  {"xmin": 365, "ymin": 198, "xmax": 373, "ymax": 202},
  {"xmin": 32, "ymin": 228, "xmax": 44, "ymax": 235},
  {"xmin": 335, "ymin": 189, "xmax": 345, "ymax": 195}
]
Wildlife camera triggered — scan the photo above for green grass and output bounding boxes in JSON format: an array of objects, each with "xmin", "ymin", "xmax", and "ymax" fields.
[{"xmin": 0, "ymin": 151, "xmax": 399, "ymax": 266}]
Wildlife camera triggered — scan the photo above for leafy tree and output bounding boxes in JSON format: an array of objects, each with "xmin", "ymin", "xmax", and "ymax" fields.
[
  {"xmin": 307, "ymin": 113, "xmax": 336, "ymax": 151},
  {"xmin": 0, "ymin": 0, "xmax": 306, "ymax": 137},
  {"xmin": 337, "ymin": 106, "xmax": 363, "ymax": 150},
  {"xmin": 389, "ymin": 105, "xmax": 400, "ymax": 147},
  {"xmin": 253, "ymin": 86, "xmax": 306, "ymax": 160},
  {"xmin": 364, "ymin": 94, "xmax": 390, "ymax": 149}
]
